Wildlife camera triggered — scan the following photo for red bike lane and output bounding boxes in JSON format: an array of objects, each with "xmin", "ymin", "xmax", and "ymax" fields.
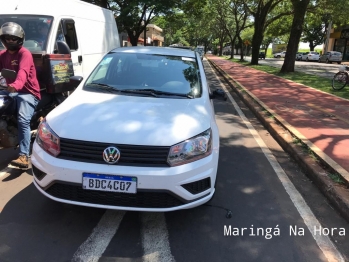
[{"xmin": 208, "ymin": 56, "xmax": 349, "ymax": 178}]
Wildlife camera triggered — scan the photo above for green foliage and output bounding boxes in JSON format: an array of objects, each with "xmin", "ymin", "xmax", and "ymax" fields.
[
  {"xmin": 328, "ymin": 173, "xmax": 345, "ymax": 184},
  {"xmin": 82, "ymin": 0, "xmax": 349, "ymax": 52}
]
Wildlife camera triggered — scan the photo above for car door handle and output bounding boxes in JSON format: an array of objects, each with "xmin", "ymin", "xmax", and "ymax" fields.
[{"xmin": 78, "ymin": 55, "xmax": 83, "ymax": 64}]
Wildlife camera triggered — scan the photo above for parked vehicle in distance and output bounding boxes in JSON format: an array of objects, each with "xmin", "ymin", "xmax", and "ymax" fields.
[
  {"xmin": 31, "ymin": 46, "xmax": 227, "ymax": 212},
  {"xmin": 300, "ymin": 51, "xmax": 320, "ymax": 61},
  {"xmin": 319, "ymin": 51, "xmax": 342, "ymax": 64},
  {"xmin": 222, "ymin": 45, "xmax": 232, "ymax": 55},
  {"xmin": 259, "ymin": 52, "xmax": 266, "ymax": 59},
  {"xmin": 295, "ymin": 52, "xmax": 304, "ymax": 61},
  {"xmin": 273, "ymin": 51, "xmax": 286, "ymax": 58}
]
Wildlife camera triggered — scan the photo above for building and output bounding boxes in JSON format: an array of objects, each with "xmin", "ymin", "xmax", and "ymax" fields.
[
  {"xmin": 326, "ymin": 26, "xmax": 349, "ymax": 61},
  {"xmin": 119, "ymin": 24, "xmax": 164, "ymax": 47}
]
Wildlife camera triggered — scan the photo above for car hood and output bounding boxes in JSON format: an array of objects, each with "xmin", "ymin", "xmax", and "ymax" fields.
[{"xmin": 46, "ymin": 90, "xmax": 212, "ymax": 146}]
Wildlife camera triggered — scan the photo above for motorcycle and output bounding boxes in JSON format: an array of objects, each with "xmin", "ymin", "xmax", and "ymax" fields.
[{"xmin": 0, "ymin": 41, "xmax": 82, "ymax": 149}]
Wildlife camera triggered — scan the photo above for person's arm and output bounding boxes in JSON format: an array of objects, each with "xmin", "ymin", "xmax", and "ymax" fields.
[
  {"xmin": 0, "ymin": 53, "xmax": 3, "ymax": 72},
  {"xmin": 9, "ymin": 50, "xmax": 33, "ymax": 92}
]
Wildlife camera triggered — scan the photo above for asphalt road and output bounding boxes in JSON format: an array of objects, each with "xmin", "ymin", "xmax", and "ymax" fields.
[{"xmin": 0, "ymin": 59, "xmax": 349, "ymax": 261}]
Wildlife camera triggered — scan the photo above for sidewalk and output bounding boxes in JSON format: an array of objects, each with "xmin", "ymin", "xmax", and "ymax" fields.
[{"xmin": 207, "ymin": 55, "xmax": 349, "ymax": 221}]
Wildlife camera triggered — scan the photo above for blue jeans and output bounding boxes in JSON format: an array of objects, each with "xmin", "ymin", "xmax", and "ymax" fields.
[{"xmin": 0, "ymin": 91, "xmax": 38, "ymax": 156}]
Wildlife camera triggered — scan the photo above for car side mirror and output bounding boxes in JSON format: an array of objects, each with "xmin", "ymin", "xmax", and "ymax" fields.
[
  {"xmin": 54, "ymin": 41, "xmax": 71, "ymax": 55},
  {"xmin": 69, "ymin": 76, "xmax": 83, "ymax": 88},
  {"xmin": 210, "ymin": 89, "xmax": 227, "ymax": 101}
]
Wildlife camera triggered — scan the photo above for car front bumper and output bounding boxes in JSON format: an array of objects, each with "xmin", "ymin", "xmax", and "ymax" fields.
[{"xmin": 31, "ymin": 142, "xmax": 218, "ymax": 212}]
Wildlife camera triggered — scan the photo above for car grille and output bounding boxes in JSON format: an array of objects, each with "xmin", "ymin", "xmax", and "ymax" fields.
[
  {"xmin": 44, "ymin": 182, "xmax": 186, "ymax": 208},
  {"xmin": 181, "ymin": 177, "xmax": 211, "ymax": 194},
  {"xmin": 58, "ymin": 138, "xmax": 170, "ymax": 167}
]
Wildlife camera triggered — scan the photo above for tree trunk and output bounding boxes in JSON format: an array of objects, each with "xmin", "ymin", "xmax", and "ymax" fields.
[
  {"xmin": 100, "ymin": 0, "xmax": 108, "ymax": 8},
  {"xmin": 229, "ymin": 36, "xmax": 237, "ymax": 59},
  {"xmin": 237, "ymin": 36, "xmax": 244, "ymax": 61},
  {"xmin": 219, "ymin": 39, "xmax": 224, "ymax": 56},
  {"xmin": 251, "ymin": 17, "xmax": 265, "ymax": 65},
  {"xmin": 127, "ymin": 30, "xmax": 141, "ymax": 46},
  {"xmin": 280, "ymin": 0, "xmax": 311, "ymax": 73},
  {"xmin": 309, "ymin": 41, "xmax": 314, "ymax": 51}
]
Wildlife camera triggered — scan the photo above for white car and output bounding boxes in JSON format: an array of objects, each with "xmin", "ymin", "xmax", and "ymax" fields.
[
  {"xmin": 300, "ymin": 51, "xmax": 320, "ymax": 61},
  {"xmin": 31, "ymin": 46, "xmax": 225, "ymax": 212},
  {"xmin": 318, "ymin": 51, "xmax": 342, "ymax": 64},
  {"xmin": 273, "ymin": 51, "xmax": 286, "ymax": 58}
]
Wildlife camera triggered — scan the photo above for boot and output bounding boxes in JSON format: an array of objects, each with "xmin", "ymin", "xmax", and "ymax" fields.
[{"xmin": 11, "ymin": 155, "xmax": 29, "ymax": 168}]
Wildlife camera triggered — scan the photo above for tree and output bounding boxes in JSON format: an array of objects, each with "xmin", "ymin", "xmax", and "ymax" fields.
[
  {"xmin": 83, "ymin": 0, "xmax": 182, "ymax": 46},
  {"xmin": 114, "ymin": 1, "xmax": 182, "ymax": 46},
  {"xmin": 81, "ymin": 0, "xmax": 110, "ymax": 8},
  {"xmin": 244, "ymin": 0, "xmax": 293, "ymax": 65},
  {"xmin": 227, "ymin": 0, "xmax": 250, "ymax": 60},
  {"xmin": 152, "ymin": 13, "xmax": 189, "ymax": 46}
]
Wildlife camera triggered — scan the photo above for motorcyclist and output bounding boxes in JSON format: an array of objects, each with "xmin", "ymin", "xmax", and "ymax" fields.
[{"xmin": 0, "ymin": 22, "xmax": 41, "ymax": 168}]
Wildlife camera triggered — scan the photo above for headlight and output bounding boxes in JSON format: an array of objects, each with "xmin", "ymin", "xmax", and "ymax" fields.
[
  {"xmin": 36, "ymin": 118, "xmax": 60, "ymax": 157},
  {"xmin": 167, "ymin": 129, "xmax": 212, "ymax": 166}
]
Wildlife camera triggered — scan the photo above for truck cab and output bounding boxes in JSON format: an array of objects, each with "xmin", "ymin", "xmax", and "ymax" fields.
[{"xmin": 0, "ymin": 0, "xmax": 120, "ymax": 94}]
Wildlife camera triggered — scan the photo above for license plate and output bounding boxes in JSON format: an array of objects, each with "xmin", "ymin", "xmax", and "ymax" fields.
[{"xmin": 82, "ymin": 173, "xmax": 137, "ymax": 194}]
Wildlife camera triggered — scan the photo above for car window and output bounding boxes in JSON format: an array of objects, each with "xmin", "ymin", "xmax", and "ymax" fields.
[
  {"xmin": 84, "ymin": 52, "xmax": 202, "ymax": 97},
  {"xmin": 0, "ymin": 14, "xmax": 53, "ymax": 51}
]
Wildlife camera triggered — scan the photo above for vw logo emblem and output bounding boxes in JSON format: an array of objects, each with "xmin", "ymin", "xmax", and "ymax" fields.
[{"xmin": 103, "ymin": 146, "xmax": 121, "ymax": 164}]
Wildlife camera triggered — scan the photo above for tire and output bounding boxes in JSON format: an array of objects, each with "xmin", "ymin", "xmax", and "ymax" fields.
[
  {"xmin": 332, "ymin": 72, "xmax": 348, "ymax": 90},
  {"xmin": 326, "ymin": 58, "xmax": 329, "ymax": 63}
]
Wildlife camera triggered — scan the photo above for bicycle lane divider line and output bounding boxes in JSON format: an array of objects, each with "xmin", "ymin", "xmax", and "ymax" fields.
[
  {"xmin": 141, "ymin": 212, "xmax": 175, "ymax": 262},
  {"xmin": 208, "ymin": 58, "xmax": 349, "ymax": 184},
  {"xmin": 71, "ymin": 210, "xmax": 126, "ymax": 262},
  {"xmin": 206, "ymin": 59, "xmax": 345, "ymax": 262}
]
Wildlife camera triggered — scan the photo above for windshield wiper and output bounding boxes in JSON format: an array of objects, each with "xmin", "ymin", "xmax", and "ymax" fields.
[
  {"xmin": 86, "ymin": 82, "xmax": 119, "ymax": 93},
  {"xmin": 121, "ymin": 89, "xmax": 194, "ymax": 99}
]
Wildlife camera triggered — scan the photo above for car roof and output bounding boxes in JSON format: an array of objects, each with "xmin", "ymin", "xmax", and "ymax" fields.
[{"xmin": 110, "ymin": 46, "xmax": 197, "ymax": 58}]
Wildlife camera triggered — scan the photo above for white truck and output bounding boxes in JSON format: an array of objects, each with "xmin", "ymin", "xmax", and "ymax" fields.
[
  {"xmin": 273, "ymin": 51, "xmax": 286, "ymax": 58},
  {"xmin": 0, "ymin": 0, "xmax": 120, "ymax": 93}
]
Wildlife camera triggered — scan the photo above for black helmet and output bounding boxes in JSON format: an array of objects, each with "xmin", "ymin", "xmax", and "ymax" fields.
[{"xmin": 0, "ymin": 22, "xmax": 25, "ymax": 51}]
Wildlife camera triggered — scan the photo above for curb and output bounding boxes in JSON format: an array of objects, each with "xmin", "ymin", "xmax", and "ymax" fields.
[{"xmin": 208, "ymin": 58, "xmax": 349, "ymax": 223}]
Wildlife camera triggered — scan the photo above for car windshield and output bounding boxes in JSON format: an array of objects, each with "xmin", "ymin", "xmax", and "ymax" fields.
[
  {"xmin": 84, "ymin": 52, "xmax": 202, "ymax": 98},
  {"xmin": 0, "ymin": 15, "xmax": 52, "ymax": 52}
]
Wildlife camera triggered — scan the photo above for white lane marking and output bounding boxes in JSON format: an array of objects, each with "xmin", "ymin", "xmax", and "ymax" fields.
[
  {"xmin": 141, "ymin": 212, "xmax": 175, "ymax": 262},
  {"xmin": 207, "ymin": 61, "xmax": 345, "ymax": 262},
  {"xmin": 0, "ymin": 167, "xmax": 11, "ymax": 178},
  {"xmin": 72, "ymin": 210, "xmax": 125, "ymax": 262}
]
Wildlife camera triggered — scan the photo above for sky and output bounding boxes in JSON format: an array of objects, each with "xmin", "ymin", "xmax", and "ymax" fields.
[{"xmin": 299, "ymin": 42, "xmax": 323, "ymax": 49}]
